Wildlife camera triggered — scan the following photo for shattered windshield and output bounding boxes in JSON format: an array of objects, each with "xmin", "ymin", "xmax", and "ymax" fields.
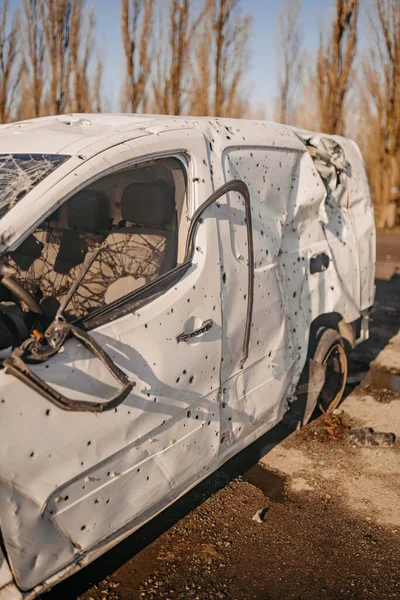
[{"xmin": 0, "ymin": 154, "xmax": 70, "ymax": 219}]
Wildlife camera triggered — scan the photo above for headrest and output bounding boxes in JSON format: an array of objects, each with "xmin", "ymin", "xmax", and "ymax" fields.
[
  {"xmin": 11, "ymin": 234, "xmax": 44, "ymax": 270},
  {"xmin": 121, "ymin": 182, "xmax": 175, "ymax": 226},
  {"xmin": 67, "ymin": 190, "xmax": 110, "ymax": 231},
  {"xmin": 54, "ymin": 230, "xmax": 88, "ymax": 274}
]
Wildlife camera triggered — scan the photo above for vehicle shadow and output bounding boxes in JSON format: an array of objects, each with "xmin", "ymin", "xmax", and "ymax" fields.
[
  {"xmin": 348, "ymin": 274, "xmax": 400, "ymax": 378},
  {"xmin": 44, "ymin": 419, "xmax": 293, "ymax": 600},
  {"xmin": 44, "ymin": 274, "xmax": 400, "ymax": 600}
]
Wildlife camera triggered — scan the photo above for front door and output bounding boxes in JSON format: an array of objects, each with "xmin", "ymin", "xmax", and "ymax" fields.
[{"xmin": 0, "ymin": 134, "xmax": 223, "ymax": 590}]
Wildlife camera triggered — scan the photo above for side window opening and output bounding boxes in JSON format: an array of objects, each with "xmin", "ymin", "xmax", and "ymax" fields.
[{"xmin": 4, "ymin": 157, "xmax": 188, "ymax": 321}]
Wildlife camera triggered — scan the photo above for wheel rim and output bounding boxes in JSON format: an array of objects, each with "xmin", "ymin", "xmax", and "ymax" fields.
[{"xmin": 319, "ymin": 342, "xmax": 348, "ymax": 413}]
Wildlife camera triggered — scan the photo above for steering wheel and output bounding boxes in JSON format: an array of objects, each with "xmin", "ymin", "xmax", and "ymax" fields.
[{"xmin": 1, "ymin": 275, "xmax": 43, "ymax": 315}]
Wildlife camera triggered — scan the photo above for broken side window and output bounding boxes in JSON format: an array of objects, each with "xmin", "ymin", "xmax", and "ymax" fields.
[
  {"xmin": 4, "ymin": 157, "xmax": 188, "ymax": 321},
  {"xmin": 0, "ymin": 154, "xmax": 70, "ymax": 219}
]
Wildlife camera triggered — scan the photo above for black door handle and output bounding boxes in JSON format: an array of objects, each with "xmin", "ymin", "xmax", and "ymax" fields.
[{"xmin": 176, "ymin": 319, "xmax": 213, "ymax": 343}]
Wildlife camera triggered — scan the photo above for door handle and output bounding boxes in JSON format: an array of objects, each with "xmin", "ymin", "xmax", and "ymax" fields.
[{"xmin": 176, "ymin": 319, "xmax": 213, "ymax": 343}]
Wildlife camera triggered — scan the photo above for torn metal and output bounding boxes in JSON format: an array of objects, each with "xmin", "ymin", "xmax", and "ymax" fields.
[{"xmin": 0, "ymin": 113, "xmax": 375, "ymax": 599}]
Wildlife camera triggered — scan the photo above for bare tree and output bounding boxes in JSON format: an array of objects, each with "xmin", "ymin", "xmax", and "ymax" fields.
[
  {"xmin": 317, "ymin": 0, "xmax": 359, "ymax": 134},
  {"xmin": 121, "ymin": 0, "xmax": 154, "ymax": 113},
  {"xmin": 70, "ymin": 1, "xmax": 96, "ymax": 112},
  {"xmin": 169, "ymin": 0, "xmax": 193, "ymax": 114},
  {"xmin": 188, "ymin": 0, "xmax": 212, "ymax": 115},
  {"xmin": 91, "ymin": 54, "xmax": 104, "ymax": 113},
  {"xmin": 189, "ymin": 0, "xmax": 251, "ymax": 117},
  {"xmin": 0, "ymin": 1, "xmax": 22, "ymax": 123},
  {"xmin": 39, "ymin": 0, "xmax": 74, "ymax": 114},
  {"xmin": 361, "ymin": 0, "xmax": 400, "ymax": 226},
  {"xmin": 39, "ymin": 0, "xmax": 100, "ymax": 114},
  {"xmin": 152, "ymin": 11, "xmax": 169, "ymax": 114},
  {"xmin": 20, "ymin": 0, "xmax": 45, "ymax": 118},
  {"xmin": 275, "ymin": 0, "xmax": 303, "ymax": 124},
  {"xmin": 213, "ymin": 0, "xmax": 251, "ymax": 117},
  {"xmin": 152, "ymin": 0, "xmax": 206, "ymax": 115}
]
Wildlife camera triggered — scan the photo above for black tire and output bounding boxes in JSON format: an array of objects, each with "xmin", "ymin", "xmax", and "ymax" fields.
[
  {"xmin": 313, "ymin": 327, "xmax": 348, "ymax": 414},
  {"xmin": 284, "ymin": 327, "xmax": 348, "ymax": 429}
]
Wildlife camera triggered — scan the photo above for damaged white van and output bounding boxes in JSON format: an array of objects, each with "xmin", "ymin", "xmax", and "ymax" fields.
[{"xmin": 0, "ymin": 114, "xmax": 375, "ymax": 599}]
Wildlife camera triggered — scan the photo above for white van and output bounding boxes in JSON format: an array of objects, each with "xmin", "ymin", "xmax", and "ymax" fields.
[{"xmin": 0, "ymin": 114, "xmax": 375, "ymax": 599}]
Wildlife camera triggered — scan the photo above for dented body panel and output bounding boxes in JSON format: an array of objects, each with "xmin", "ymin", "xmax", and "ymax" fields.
[{"xmin": 0, "ymin": 114, "xmax": 375, "ymax": 598}]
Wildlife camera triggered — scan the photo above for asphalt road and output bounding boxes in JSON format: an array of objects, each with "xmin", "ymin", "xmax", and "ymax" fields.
[
  {"xmin": 376, "ymin": 230, "xmax": 400, "ymax": 280},
  {"xmin": 350, "ymin": 231, "xmax": 400, "ymax": 378},
  {"xmin": 43, "ymin": 232, "xmax": 400, "ymax": 600}
]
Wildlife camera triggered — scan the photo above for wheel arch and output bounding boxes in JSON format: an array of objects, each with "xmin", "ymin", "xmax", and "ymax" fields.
[{"xmin": 308, "ymin": 311, "xmax": 356, "ymax": 355}]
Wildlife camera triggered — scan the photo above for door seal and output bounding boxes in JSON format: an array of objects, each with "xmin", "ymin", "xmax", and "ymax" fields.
[{"xmin": 185, "ymin": 180, "xmax": 254, "ymax": 369}]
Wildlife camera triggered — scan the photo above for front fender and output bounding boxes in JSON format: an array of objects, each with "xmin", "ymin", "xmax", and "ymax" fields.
[
  {"xmin": 0, "ymin": 531, "xmax": 22, "ymax": 599},
  {"xmin": 0, "ymin": 483, "xmax": 76, "ymax": 591}
]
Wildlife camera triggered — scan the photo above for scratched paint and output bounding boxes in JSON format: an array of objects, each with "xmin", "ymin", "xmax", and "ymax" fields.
[{"xmin": 0, "ymin": 113, "xmax": 375, "ymax": 599}]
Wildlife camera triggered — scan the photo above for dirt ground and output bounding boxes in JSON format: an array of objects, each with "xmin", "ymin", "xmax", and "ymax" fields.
[
  {"xmin": 44, "ymin": 237, "xmax": 400, "ymax": 600},
  {"xmin": 48, "ymin": 390, "xmax": 400, "ymax": 600}
]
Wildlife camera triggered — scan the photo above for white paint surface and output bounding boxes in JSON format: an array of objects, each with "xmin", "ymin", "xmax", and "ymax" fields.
[{"xmin": 0, "ymin": 113, "xmax": 375, "ymax": 598}]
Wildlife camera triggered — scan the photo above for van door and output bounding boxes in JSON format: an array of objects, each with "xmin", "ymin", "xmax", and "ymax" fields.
[
  {"xmin": 0, "ymin": 136, "xmax": 223, "ymax": 590},
  {"xmin": 217, "ymin": 146, "xmax": 299, "ymax": 447}
]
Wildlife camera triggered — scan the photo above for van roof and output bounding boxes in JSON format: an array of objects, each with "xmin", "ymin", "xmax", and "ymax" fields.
[{"xmin": 0, "ymin": 113, "xmax": 308, "ymax": 158}]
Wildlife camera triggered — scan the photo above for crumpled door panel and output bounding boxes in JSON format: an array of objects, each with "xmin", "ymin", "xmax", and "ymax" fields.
[
  {"xmin": 42, "ymin": 392, "xmax": 219, "ymax": 554},
  {"xmin": 0, "ymin": 390, "xmax": 219, "ymax": 591}
]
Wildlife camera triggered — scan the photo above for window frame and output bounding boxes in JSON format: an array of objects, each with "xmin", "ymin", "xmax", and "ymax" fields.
[
  {"xmin": 61, "ymin": 152, "xmax": 191, "ymax": 328},
  {"xmin": 82, "ymin": 179, "xmax": 254, "ymax": 375},
  {"xmin": 3, "ymin": 180, "xmax": 254, "ymax": 412},
  {"xmin": 4, "ymin": 151, "xmax": 192, "ymax": 328}
]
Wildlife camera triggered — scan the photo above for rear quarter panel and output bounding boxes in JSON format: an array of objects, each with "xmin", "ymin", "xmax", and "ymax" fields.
[{"xmin": 337, "ymin": 138, "xmax": 376, "ymax": 311}]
